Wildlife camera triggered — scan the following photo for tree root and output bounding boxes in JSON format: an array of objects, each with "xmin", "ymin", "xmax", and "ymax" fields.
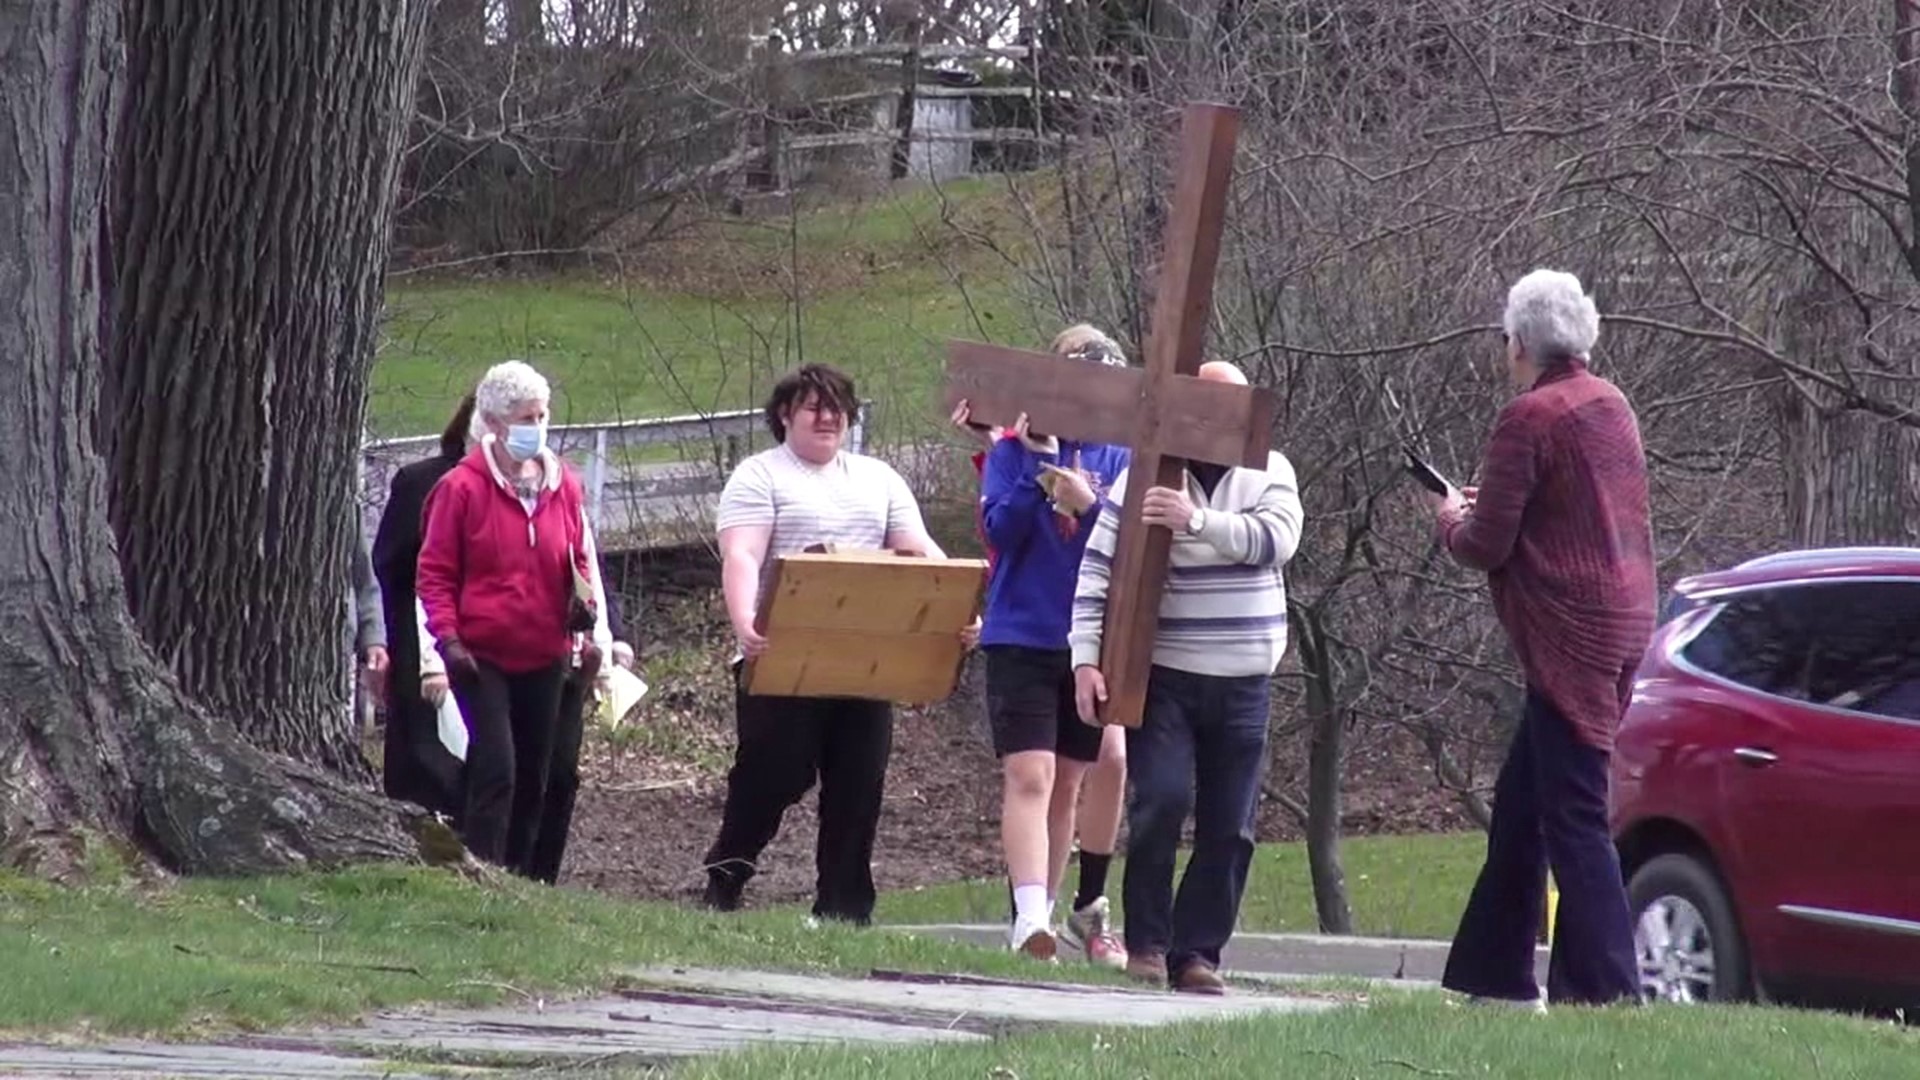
[{"xmin": 139, "ymin": 701, "xmax": 421, "ymax": 876}]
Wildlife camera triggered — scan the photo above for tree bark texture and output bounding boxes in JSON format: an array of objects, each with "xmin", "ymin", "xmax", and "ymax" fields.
[
  {"xmin": 888, "ymin": 10, "xmax": 924, "ymax": 181},
  {"xmin": 103, "ymin": 0, "xmax": 435, "ymax": 774},
  {"xmin": 506, "ymin": 0, "xmax": 543, "ymax": 45},
  {"xmin": 1773, "ymin": 204, "xmax": 1920, "ymax": 548},
  {"xmin": 1, "ymin": 0, "xmax": 427, "ymax": 879},
  {"xmin": 1292, "ymin": 608, "xmax": 1354, "ymax": 935}
]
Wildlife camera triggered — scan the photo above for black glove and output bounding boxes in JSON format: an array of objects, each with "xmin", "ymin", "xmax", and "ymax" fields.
[
  {"xmin": 578, "ymin": 643, "xmax": 603, "ymax": 683},
  {"xmin": 566, "ymin": 595, "xmax": 597, "ymax": 634},
  {"xmin": 439, "ymin": 637, "xmax": 480, "ymax": 680}
]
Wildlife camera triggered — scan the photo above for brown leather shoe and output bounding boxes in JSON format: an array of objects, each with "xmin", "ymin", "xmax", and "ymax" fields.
[
  {"xmin": 1171, "ymin": 959, "xmax": 1227, "ymax": 995},
  {"xmin": 1125, "ymin": 950, "xmax": 1168, "ymax": 985}
]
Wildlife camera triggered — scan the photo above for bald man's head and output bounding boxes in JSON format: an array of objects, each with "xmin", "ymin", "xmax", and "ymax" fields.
[{"xmin": 1197, "ymin": 360, "xmax": 1248, "ymax": 385}]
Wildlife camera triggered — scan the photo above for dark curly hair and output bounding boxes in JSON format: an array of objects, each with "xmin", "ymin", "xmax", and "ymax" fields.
[{"xmin": 764, "ymin": 363, "xmax": 859, "ymax": 442}]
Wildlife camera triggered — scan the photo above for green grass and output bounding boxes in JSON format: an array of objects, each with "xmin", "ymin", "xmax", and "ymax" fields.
[
  {"xmin": 372, "ymin": 176, "xmax": 1049, "ymax": 438},
  {"xmin": 0, "ymin": 864, "xmax": 1130, "ymax": 1038},
  {"xmin": 680, "ymin": 994, "xmax": 1920, "ymax": 1080},
  {"xmin": 0, "ymin": 833, "xmax": 1482, "ymax": 1038},
  {"xmin": 873, "ymin": 831, "xmax": 1486, "ymax": 940}
]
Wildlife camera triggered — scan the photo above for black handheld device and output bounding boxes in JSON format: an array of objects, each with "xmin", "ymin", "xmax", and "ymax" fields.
[{"xmin": 1402, "ymin": 446, "xmax": 1454, "ymax": 496}]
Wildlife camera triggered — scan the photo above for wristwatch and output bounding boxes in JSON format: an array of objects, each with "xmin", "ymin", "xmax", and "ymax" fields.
[{"xmin": 1187, "ymin": 508, "xmax": 1205, "ymax": 535}]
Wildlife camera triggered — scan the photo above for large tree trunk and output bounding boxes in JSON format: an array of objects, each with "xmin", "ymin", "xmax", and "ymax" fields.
[
  {"xmin": 1774, "ymin": 205, "xmax": 1920, "ymax": 547},
  {"xmin": 1, "ymin": 0, "xmax": 432, "ymax": 880},
  {"xmin": 102, "ymin": 0, "xmax": 435, "ymax": 774}
]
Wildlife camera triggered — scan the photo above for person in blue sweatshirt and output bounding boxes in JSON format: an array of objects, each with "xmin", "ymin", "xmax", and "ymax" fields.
[{"xmin": 976, "ymin": 323, "xmax": 1133, "ymax": 963}]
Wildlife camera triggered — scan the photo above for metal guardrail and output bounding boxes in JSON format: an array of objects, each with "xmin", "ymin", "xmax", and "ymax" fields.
[{"xmin": 357, "ymin": 401, "xmax": 872, "ymax": 542}]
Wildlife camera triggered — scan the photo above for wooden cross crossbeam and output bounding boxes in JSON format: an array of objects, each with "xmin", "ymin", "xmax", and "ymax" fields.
[{"xmin": 942, "ymin": 102, "xmax": 1275, "ymax": 729}]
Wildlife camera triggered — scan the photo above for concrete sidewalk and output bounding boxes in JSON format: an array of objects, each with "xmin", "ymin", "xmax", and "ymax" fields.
[
  {"xmin": 888, "ymin": 924, "xmax": 1550, "ymax": 989},
  {"xmin": 0, "ymin": 964, "xmax": 1344, "ymax": 1078}
]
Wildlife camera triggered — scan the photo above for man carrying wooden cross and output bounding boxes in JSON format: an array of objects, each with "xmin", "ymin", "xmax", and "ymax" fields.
[
  {"xmin": 1070, "ymin": 359, "xmax": 1303, "ymax": 994},
  {"xmin": 945, "ymin": 101, "xmax": 1299, "ymax": 993}
]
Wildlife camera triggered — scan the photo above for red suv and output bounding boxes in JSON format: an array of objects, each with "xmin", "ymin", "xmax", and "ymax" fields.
[{"xmin": 1611, "ymin": 546, "xmax": 1920, "ymax": 1010}]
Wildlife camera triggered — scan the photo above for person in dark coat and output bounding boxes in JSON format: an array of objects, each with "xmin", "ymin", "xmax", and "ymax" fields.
[
  {"xmin": 1423, "ymin": 268, "xmax": 1656, "ymax": 1011},
  {"xmin": 526, "ymin": 574, "xmax": 627, "ymax": 885},
  {"xmin": 371, "ymin": 393, "xmax": 475, "ymax": 821}
]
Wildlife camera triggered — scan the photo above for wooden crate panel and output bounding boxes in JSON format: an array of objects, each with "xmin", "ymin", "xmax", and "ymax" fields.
[{"xmin": 746, "ymin": 550, "xmax": 987, "ymax": 703}]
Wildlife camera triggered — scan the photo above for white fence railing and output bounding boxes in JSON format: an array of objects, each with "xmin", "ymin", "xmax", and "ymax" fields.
[{"xmin": 357, "ymin": 402, "xmax": 871, "ymax": 546}]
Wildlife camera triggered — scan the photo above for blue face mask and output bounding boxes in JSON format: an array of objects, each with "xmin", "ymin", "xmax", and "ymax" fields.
[{"xmin": 505, "ymin": 422, "xmax": 546, "ymax": 462}]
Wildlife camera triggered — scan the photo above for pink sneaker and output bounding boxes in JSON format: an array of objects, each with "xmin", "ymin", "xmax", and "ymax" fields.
[{"xmin": 1065, "ymin": 896, "xmax": 1128, "ymax": 970}]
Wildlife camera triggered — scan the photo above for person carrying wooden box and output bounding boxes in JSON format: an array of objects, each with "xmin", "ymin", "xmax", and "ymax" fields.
[{"xmin": 699, "ymin": 362, "xmax": 978, "ymax": 926}]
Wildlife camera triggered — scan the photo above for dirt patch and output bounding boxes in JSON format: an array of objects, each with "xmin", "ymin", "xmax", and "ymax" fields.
[
  {"xmin": 564, "ymin": 680, "xmax": 1475, "ymax": 910},
  {"xmin": 565, "ymin": 656, "xmax": 1007, "ymax": 906},
  {"xmin": 561, "ymin": 537, "xmax": 1477, "ymax": 908}
]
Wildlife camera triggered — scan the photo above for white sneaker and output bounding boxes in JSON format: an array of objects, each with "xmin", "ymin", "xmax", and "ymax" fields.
[
  {"xmin": 1009, "ymin": 914, "xmax": 1058, "ymax": 961},
  {"xmin": 1062, "ymin": 896, "xmax": 1128, "ymax": 970},
  {"xmin": 1464, "ymin": 993, "xmax": 1547, "ymax": 1014}
]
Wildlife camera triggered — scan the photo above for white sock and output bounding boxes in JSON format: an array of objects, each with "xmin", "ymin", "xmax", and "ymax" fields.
[{"xmin": 1013, "ymin": 884, "xmax": 1049, "ymax": 929}]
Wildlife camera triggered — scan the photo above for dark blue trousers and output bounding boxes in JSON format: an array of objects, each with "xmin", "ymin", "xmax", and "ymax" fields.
[
  {"xmin": 1123, "ymin": 665, "xmax": 1270, "ymax": 975},
  {"xmin": 1442, "ymin": 688, "xmax": 1639, "ymax": 1005}
]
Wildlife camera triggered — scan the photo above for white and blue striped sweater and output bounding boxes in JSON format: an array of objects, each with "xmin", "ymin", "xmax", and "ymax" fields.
[{"xmin": 1068, "ymin": 451, "xmax": 1304, "ymax": 678}]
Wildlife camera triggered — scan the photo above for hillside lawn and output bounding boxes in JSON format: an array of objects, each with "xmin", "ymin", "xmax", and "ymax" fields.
[{"xmin": 372, "ymin": 178, "xmax": 1050, "ymax": 441}]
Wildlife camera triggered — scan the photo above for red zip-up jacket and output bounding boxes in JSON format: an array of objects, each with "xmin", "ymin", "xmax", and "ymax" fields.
[{"xmin": 416, "ymin": 446, "xmax": 593, "ymax": 674}]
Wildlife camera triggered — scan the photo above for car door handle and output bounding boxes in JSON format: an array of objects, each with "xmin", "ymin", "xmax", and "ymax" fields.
[{"xmin": 1733, "ymin": 746, "xmax": 1778, "ymax": 767}]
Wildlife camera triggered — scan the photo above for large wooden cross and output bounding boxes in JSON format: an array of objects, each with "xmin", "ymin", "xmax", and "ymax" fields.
[{"xmin": 942, "ymin": 102, "xmax": 1276, "ymax": 730}]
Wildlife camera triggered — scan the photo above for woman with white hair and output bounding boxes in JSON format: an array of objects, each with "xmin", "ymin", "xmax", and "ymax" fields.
[
  {"xmin": 1422, "ymin": 269, "xmax": 1655, "ymax": 1010},
  {"xmin": 416, "ymin": 360, "xmax": 609, "ymax": 873}
]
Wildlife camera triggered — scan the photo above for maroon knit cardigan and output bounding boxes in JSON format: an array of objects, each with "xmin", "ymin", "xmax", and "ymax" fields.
[{"xmin": 1437, "ymin": 360, "xmax": 1657, "ymax": 752}]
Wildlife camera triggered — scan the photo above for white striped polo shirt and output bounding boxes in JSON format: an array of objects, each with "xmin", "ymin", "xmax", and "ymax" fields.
[{"xmin": 716, "ymin": 441, "xmax": 926, "ymax": 610}]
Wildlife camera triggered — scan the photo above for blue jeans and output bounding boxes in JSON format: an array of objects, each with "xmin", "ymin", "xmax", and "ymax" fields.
[{"xmin": 1123, "ymin": 665, "xmax": 1271, "ymax": 974}]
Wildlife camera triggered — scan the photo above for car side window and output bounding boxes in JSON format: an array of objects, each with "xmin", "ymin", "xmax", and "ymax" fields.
[
  {"xmin": 1680, "ymin": 587, "xmax": 1808, "ymax": 698},
  {"xmin": 1684, "ymin": 580, "xmax": 1920, "ymax": 722},
  {"xmin": 1796, "ymin": 581, "xmax": 1920, "ymax": 722}
]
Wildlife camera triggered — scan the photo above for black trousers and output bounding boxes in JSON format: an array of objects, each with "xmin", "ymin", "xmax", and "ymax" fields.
[
  {"xmin": 526, "ymin": 670, "xmax": 588, "ymax": 885},
  {"xmin": 702, "ymin": 664, "xmax": 894, "ymax": 923},
  {"xmin": 451, "ymin": 658, "xmax": 566, "ymax": 869},
  {"xmin": 380, "ymin": 630, "xmax": 463, "ymax": 822},
  {"xmin": 1123, "ymin": 665, "xmax": 1271, "ymax": 973},
  {"xmin": 1441, "ymin": 688, "xmax": 1639, "ymax": 1005}
]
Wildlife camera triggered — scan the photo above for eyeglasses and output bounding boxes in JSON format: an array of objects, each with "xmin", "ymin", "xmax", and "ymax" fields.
[{"xmin": 1065, "ymin": 343, "xmax": 1126, "ymax": 367}]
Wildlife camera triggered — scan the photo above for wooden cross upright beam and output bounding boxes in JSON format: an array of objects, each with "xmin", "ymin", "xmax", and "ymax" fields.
[{"xmin": 943, "ymin": 102, "xmax": 1274, "ymax": 729}]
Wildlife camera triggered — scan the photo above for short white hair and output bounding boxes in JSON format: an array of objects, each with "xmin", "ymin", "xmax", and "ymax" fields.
[
  {"xmin": 1503, "ymin": 269, "xmax": 1600, "ymax": 363},
  {"xmin": 470, "ymin": 360, "xmax": 551, "ymax": 441},
  {"xmin": 1050, "ymin": 323, "xmax": 1127, "ymax": 367}
]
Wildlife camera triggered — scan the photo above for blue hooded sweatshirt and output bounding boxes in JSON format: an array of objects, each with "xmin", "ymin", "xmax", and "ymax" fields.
[{"xmin": 979, "ymin": 435, "xmax": 1131, "ymax": 650}]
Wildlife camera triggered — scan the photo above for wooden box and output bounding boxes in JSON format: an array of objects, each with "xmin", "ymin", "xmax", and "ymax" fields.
[{"xmin": 744, "ymin": 548, "xmax": 988, "ymax": 704}]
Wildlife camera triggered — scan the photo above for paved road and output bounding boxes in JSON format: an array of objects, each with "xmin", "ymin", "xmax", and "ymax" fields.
[{"xmin": 358, "ymin": 442, "xmax": 955, "ymax": 552}]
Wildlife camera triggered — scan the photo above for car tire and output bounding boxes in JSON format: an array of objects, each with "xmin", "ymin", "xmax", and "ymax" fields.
[{"xmin": 1627, "ymin": 852, "xmax": 1751, "ymax": 1004}]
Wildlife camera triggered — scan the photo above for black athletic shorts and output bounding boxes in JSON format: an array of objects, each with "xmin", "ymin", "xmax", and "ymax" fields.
[{"xmin": 983, "ymin": 645, "xmax": 1105, "ymax": 763}]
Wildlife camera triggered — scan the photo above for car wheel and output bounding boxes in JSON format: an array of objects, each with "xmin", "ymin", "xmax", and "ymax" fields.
[{"xmin": 1628, "ymin": 852, "xmax": 1750, "ymax": 1004}]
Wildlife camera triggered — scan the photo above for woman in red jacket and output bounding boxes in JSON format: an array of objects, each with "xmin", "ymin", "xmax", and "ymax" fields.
[{"xmin": 416, "ymin": 360, "xmax": 602, "ymax": 871}]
